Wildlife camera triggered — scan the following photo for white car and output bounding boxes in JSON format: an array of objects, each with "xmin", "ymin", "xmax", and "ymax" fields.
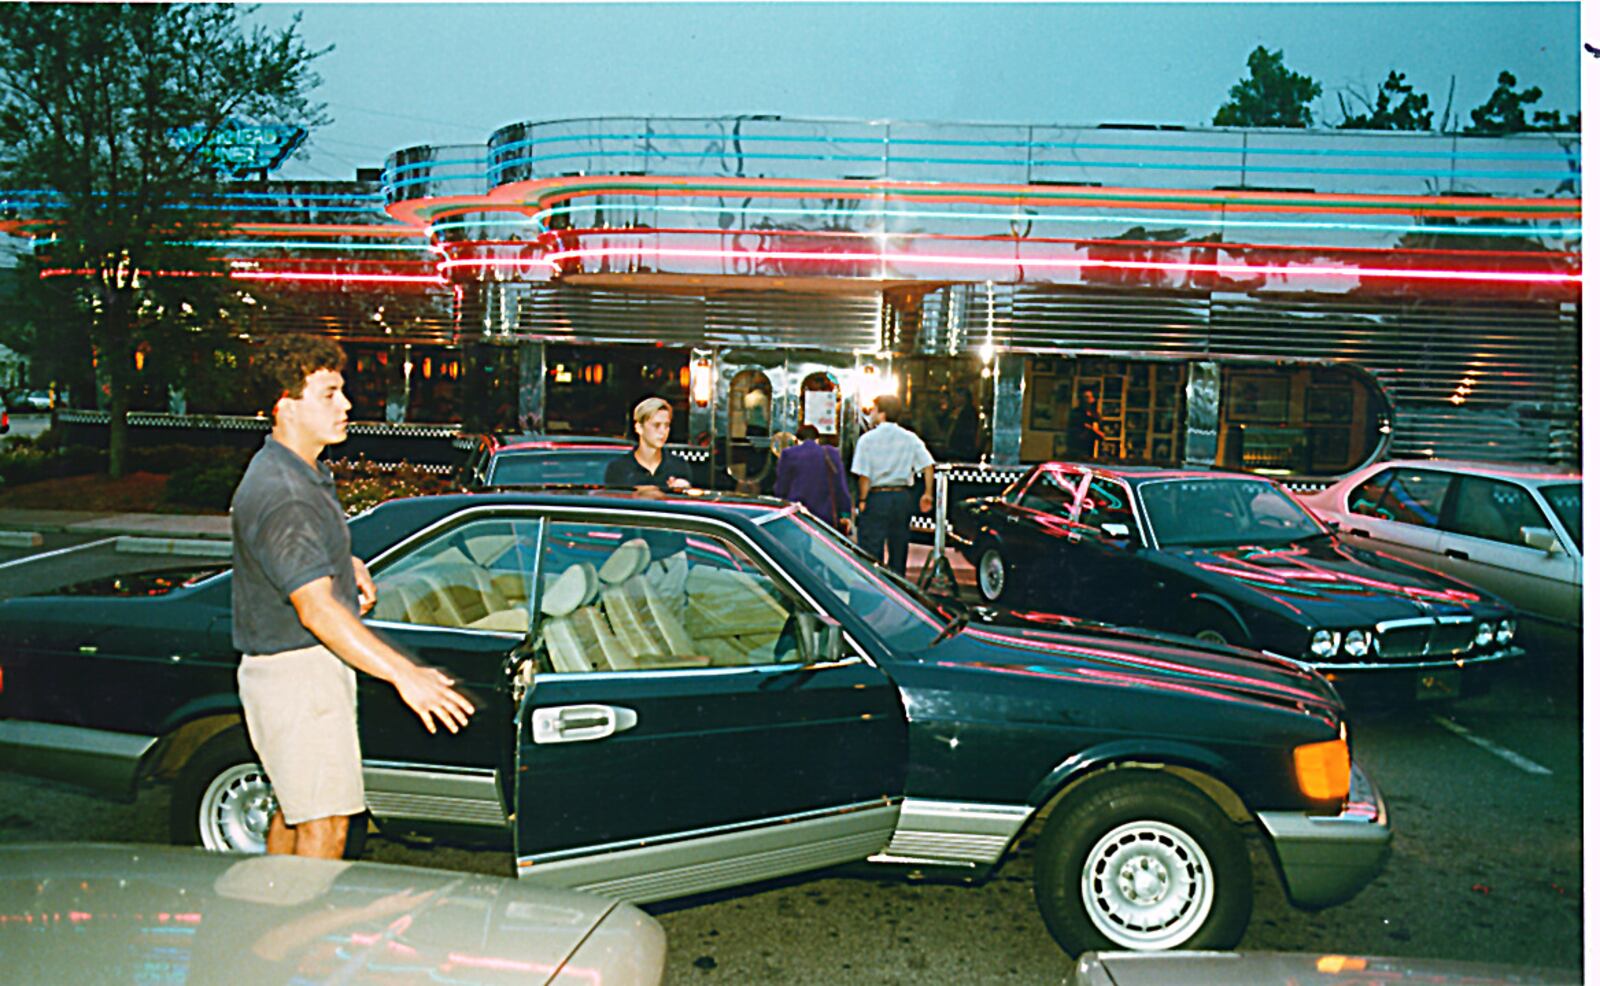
[
  {"xmin": 1300, "ymin": 460, "xmax": 1581, "ymax": 654},
  {"xmin": 0, "ymin": 843, "xmax": 667, "ymax": 985}
]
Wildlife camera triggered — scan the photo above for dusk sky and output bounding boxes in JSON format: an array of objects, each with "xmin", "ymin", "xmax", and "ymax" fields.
[{"xmin": 249, "ymin": 2, "xmax": 1585, "ymax": 181}]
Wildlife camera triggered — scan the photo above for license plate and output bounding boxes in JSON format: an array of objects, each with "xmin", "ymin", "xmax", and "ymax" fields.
[{"xmin": 1416, "ymin": 668, "xmax": 1462, "ymax": 700}]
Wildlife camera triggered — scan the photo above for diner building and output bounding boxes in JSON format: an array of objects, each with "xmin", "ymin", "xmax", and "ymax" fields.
[{"xmin": 2, "ymin": 116, "xmax": 1581, "ymax": 483}]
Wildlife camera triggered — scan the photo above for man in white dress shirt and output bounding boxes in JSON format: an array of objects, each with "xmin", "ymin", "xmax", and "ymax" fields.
[{"xmin": 850, "ymin": 394, "xmax": 935, "ymax": 577}]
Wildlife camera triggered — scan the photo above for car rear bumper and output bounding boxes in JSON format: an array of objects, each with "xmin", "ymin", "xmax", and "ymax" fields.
[{"xmin": 1256, "ymin": 762, "xmax": 1391, "ymax": 910}]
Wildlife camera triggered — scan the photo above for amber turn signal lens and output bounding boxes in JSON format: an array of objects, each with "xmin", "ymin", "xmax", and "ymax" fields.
[{"xmin": 1293, "ymin": 738, "xmax": 1351, "ymax": 800}]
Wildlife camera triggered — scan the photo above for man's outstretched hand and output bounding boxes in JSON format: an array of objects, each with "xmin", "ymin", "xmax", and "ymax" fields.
[{"xmin": 394, "ymin": 664, "xmax": 475, "ymax": 734}]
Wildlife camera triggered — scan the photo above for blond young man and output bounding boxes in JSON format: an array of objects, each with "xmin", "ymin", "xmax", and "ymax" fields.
[{"xmin": 230, "ymin": 335, "xmax": 475, "ymax": 859}]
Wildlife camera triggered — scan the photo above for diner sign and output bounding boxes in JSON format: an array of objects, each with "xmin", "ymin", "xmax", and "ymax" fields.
[{"xmin": 170, "ymin": 121, "xmax": 307, "ymax": 178}]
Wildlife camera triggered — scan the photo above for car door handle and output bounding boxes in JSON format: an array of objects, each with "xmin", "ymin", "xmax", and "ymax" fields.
[
  {"xmin": 1348, "ymin": 528, "xmax": 1371, "ymax": 538},
  {"xmin": 530, "ymin": 704, "xmax": 638, "ymax": 745},
  {"xmin": 1444, "ymin": 548, "xmax": 1470, "ymax": 561}
]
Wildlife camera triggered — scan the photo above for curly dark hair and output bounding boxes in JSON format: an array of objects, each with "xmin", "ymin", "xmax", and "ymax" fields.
[{"xmin": 251, "ymin": 334, "xmax": 347, "ymax": 413}]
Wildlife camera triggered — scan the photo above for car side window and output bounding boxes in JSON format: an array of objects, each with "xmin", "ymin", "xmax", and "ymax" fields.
[
  {"xmin": 369, "ymin": 517, "xmax": 539, "ymax": 633},
  {"xmin": 1076, "ymin": 477, "xmax": 1136, "ymax": 537},
  {"xmin": 1020, "ymin": 468, "xmax": 1082, "ymax": 515},
  {"xmin": 1348, "ymin": 469, "xmax": 1395, "ymax": 519},
  {"xmin": 1442, "ymin": 476, "xmax": 1547, "ymax": 547},
  {"xmin": 1373, "ymin": 469, "xmax": 1451, "ymax": 528},
  {"xmin": 534, "ymin": 520, "xmax": 803, "ymax": 673}
]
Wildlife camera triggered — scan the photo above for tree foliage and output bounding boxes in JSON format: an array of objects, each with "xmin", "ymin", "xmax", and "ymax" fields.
[
  {"xmin": 1466, "ymin": 71, "xmax": 1580, "ymax": 134},
  {"xmin": 1213, "ymin": 46, "xmax": 1323, "ymax": 128},
  {"xmin": 1337, "ymin": 71, "xmax": 1434, "ymax": 131},
  {"xmin": 0, "ymin": 3, "xmax": 325, "ymax": 475}
]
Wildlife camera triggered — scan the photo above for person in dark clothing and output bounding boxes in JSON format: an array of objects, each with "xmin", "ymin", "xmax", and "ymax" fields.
[
  {"xmin": 604, "ymin": 396, "xmax": 692, "ymax": 491},
  {"xmin": 774, "ymin": 424, "xmax": 852, "ymax": 532},
  {"xmin": 1066, "ymin": 386, "xmax": 1106, "ymax": 460},
  {"xmin": 946, "ymin": 387, "xmax": 981, "ymax": 462}
]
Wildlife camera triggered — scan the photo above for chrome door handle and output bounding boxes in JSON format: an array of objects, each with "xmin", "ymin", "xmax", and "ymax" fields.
[{"xmin": 531, "ymin": 704, "xmax": 638, "ymax": 745}]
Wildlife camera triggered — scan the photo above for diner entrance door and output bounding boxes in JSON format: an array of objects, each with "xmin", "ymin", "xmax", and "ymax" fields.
[{"xmin": 707, "ymin": 350, "xmax": 865, "ymax": 494}]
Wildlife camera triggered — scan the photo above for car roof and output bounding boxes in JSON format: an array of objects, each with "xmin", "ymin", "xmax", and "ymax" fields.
[
  {"xmin": 1367, "ymin": 458, "xmax": 1581, "ymax": 483},
  {"xmin": 1029, "ymin": 461, "xmax": 1272, "ymax": 484},
  {"xmin": 483, "ymin": 433, "xmax": 635, "ymax": 452}
]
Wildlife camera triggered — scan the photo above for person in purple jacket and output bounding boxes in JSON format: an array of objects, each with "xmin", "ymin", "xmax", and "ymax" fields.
[{"xmin": 773, "ymin": 424, "xmax": 852, "ymax": 533}]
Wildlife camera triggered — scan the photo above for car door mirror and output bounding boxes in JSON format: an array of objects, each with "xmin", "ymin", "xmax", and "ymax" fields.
[
  {"xmin": 1520, "ymin": 525, "xmax": 1560, "ymax": 553},
  {"xmin": 1101, "ymin": 522, "xmax": 1131, "ymax": 540},
  {"xmin": 1323, "ymin": 516, "xmax": 1342, "ymax": 531},
  {"xmin": 795, "ymin": 611, "xmax": 845, "ymax": 665}
]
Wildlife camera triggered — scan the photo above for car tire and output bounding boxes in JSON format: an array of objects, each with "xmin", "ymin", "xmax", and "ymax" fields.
[
  {"xmin": 1189, "ymin": 614, "xmax": 1245, "ymax": 648},
  {"xmin": 170, "ymin": 726, "xmax": 367, "ymax": 858},
  {"xmin": 976, "ymin": 543, "xmax": 1013, "ymax": 605},
  {"xmin": 1033, "ymin": 772, "xmax": 1252, "ymax": 954}
]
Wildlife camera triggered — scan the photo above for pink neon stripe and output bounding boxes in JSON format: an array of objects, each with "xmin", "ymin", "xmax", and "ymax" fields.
[
  {"xmin": 234, "ymin": 270, "xmax": 447, "ymax": 285},
  {"xmin": 436, "ymin": 246, "xmax": 1579, "ymax": 285}
]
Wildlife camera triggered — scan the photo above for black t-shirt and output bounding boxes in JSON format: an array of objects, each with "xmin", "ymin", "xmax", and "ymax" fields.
[
  {"xmin": 1067, "ymin": 403, "xmax": 1102, "ymax": 456},
  {"xmin": 231, "ymin": 436, "xmax": 358, "ymax": 654},
  {"xmin": 603, "ymin": 449, "xmax": 693, "ymax": 489}
]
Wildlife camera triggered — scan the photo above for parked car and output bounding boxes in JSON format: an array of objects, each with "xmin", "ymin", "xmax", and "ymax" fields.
[
  {"xmin": 0, "ymin": 489, "xmax": 1391, "ymax": 955},
  {"xmin": 0, "ymin": 843, "xmax": 666, "ymax": 985},
  {"xmin": 0, "ymin": 396, "xmax": 8, "ymax": 435},
  {"xmin": 454, "ymin": 433, "xmax": 636, "ymax": 490},
  {"xmin": 951, "ymin": 463, "xmax": 1523, "ymax": 701},
  {"xmin": 1299, "ymin": 459, "xmax": 1581, "ymax": 656},
  {"xmin": 1066, "ymin": 950, "xmax": 1571, "ymax": 985},
  {"xmin": 18, "ymin": 389, "xmax": 52, "ymax": 412}
]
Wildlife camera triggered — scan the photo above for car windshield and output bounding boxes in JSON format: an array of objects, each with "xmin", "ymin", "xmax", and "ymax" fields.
[
  {"xmin": 1140, "ymin": 477, "xmax": 1325, "ymax": 548},
  {"xmin": 1538, "ymin": 482, "xmax": 1582, "ymax": 552},
  {"xmin": 488, "ymin": 449, "xmax": 619, "ymax": 486},
  {"xmin": 764, "ymin": 513, "xmax": 944, "ymax": 652}
]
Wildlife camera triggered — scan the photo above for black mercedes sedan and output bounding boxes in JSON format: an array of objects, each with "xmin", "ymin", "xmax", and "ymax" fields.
[
  {"xmin": 952, "ymin": 462, "xmax": 1523, "ymax": 700},
  {"xmin": 0, "ymin": 489, "xmax": 1389, "ymax": 956}
]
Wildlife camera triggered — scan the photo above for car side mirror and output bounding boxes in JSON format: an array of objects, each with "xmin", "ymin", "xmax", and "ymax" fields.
[
  {"xmin": 1101, "ymin": 522, "xmax": 1131, "ymax": 540},
  {"xmin": 1323, "ymin": 516, "xmax": 1342, "ymax": 532},
  {"xmin": 796, "ymin": 612, "xmax": 845, "ymax": 665},
  {"xmin": 1520, "ymin": 525, "xmax": 1560, "ymax": 554}
]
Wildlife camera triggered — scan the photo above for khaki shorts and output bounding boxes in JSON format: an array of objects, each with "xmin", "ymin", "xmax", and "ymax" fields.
[{"xmin": 237, "ymin": 643, "xmax": 365, "ymax": 826}]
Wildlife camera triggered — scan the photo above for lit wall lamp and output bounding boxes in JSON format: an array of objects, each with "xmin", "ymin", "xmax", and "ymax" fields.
[
  {"xmin": 856, "ymin": 364, "xmax": 897, "ymax": 407},
  {"xmin": 690, "ymin": 356, "xmax": 715, "ymax": 407}
]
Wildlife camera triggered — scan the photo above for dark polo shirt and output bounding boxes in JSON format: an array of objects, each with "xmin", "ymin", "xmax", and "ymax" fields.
[
  {"xmin": 231, "ymin": 436, "xmax": 358, "ymax": 654},
  {"xmin": 603, "ymin": 449, "xmax": 692, "ymax": 489}
]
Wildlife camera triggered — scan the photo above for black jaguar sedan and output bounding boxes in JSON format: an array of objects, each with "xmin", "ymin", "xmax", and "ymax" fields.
[
  {"xmin": 0, "ymin": 489, "xmax": 1389, "ymax": 956},
  {"xmin": 952, "ymin": 462, "xmax": 1523, "ymax": 700}
]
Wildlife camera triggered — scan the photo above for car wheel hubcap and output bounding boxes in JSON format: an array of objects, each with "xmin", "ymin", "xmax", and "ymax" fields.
[
  {"xmin": 979, "ymin": 551, "xmax": 1005, "ymax": 600},
  {"xmin": 199, "ymin": 762, "xmax": 273, "ymax": 854},
  {"xmin": 1081, "ymin": 819, "xmax": 1214, "ymax": 950}
]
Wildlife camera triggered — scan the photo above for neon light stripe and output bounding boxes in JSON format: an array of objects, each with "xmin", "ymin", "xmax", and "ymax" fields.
[
  {"xmin": 237, "ymin": 223, "xmax": 423, "ymax": 237},
  {"xmin": 437, "ymin": 246, "xmax": 1580, "ymax": 285},
  {"xmin": 484, "ymin": 127, "xmax": 1576, "ymax": 162},
  {"xmin": 485, "ymin": 148, "xmax": 1577, "ymax": 183},
  {"xmin": 524, "ymin": 201, "xmax": 1584, "ymax": 239},
  {"xmin": 439, "ymin": 227, "xmax": 1574, "ymax": 263},
  {"xmin": 40, "ymin": 267, "xmax": 446, "ymax": 286},
  {"xmin": 185, "ymin": 239, "xmax": 436, "ymax": 252}
]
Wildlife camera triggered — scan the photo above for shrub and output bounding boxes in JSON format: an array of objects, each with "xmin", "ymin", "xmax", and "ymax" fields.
[
  {"xmin": 333, "ymin": 458, "xmax": 450, "ymax": 515},
  {"xmin": 0, "ymin": 442, "xmax": 105, "ymax": 486},
  {"xmin": 165, "ymin": 458, "xmax": 249, "ymax": 511}
]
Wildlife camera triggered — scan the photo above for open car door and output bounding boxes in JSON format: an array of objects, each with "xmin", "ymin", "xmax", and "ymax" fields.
[{"xmin": 511, "ymin": 509, "xmax": 908, "ymax": 902}]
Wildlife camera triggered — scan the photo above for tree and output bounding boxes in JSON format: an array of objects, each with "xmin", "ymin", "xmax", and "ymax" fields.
[
  {"xmin": 0, "ymin": 4, "xmax": 325, "ymax": 476},
  {"xmin": 1337, "ymin": 71, "xmax": 1434, "ymax": 130},
  {"xmin": 1465, "ymin": 71, "xmax": 1581, "ymax": 134},
  {"xmin": 1213, "ymin": 46, "xmax": 1323, "ymax": 128}
]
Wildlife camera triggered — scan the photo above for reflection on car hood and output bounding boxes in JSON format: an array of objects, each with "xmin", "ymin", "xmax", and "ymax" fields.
[
  {"xmin": 1164, "ymin": 537, "xmax": 1501, "ymax": 623},
  {"xmin": 1068, "ymin": 949, "xmax": 1572, "ymax": 985},
  {"xmin": 0, "ymin": 844, "xmax": 665, "ymax": 986},
  {"xmin": 955, "ymin": 606, "xmax": 1341, "ymax": 715}
]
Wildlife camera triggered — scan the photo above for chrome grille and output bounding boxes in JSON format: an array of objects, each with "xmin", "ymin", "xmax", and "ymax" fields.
[{"xmin": 1374, "ymin": 617, "xmax": 1477, "ymax": 659}]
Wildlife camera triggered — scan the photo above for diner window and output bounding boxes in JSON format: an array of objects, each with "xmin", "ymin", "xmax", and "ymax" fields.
[
  {"xmin": 544, "ymin": 345, "xmax": 689, "ymax": 441},
  {"xmin": 899, "ymin": 355, "xmax": 988, "ymax": 462}
]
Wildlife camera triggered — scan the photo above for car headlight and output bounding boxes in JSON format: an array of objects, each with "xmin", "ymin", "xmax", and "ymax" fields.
[
  {"xmin": 1496, "ymin": 618, "xmax": 1516, "ymax": 645},
  {"xmin": 1309, "ymin": 629, "xmax": 1340, "ymax": 659},
  {"xmin": 1474, "ymin": 621, "xmax": 1494, "ymax": 647},
  {"xmin": 1342, "ymin": 629, "xmax": 1371, "ymax": 657}
]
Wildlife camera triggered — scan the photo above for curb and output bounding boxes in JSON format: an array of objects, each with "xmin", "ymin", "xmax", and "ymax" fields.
[
  {"xmin": 0, "ymin": 531, "xmax": 44, "ymax": 548},
  {"xmin": 113, "ymin": 536, "xmax": 233, "ymax": 559}
]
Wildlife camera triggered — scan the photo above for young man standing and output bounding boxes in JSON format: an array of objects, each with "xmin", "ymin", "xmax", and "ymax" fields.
[
  {"xmin": 850, "ymin": 394, "xmax": 935, "ymax": 577},
  {"xmin": 231, "ymin": 335, "xmax": 475, "ymax": 859}
]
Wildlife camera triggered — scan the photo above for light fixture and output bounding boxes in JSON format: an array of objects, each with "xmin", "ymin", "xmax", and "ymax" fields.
[{"xmin": 690, "ymin": 356, "xmax": 714, "ymax": 407}]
